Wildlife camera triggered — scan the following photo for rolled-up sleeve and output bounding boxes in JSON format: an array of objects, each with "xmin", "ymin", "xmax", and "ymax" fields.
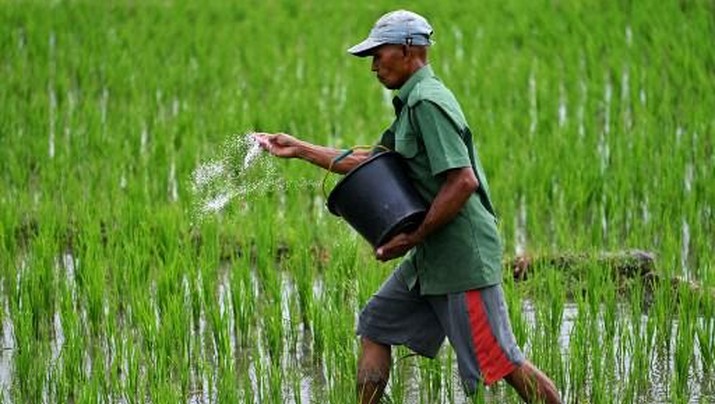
[{"xmin": 412, "ymin": 100, "xmax": 472, "ymax": 176}]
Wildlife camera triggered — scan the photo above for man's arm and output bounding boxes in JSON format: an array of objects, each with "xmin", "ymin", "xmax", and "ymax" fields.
[
  {"xmin": 255, "ymin": 132, "xmax": 369, "ymax": 174},
  {"xmin": 375, "ymin": 166, "xmax": 478, "ymax": 261}
]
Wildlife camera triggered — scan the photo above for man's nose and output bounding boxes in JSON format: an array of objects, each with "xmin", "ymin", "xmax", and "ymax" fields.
[{"xmin": 371, "ymin": 57, "xmax": 378, "ymax": 72}]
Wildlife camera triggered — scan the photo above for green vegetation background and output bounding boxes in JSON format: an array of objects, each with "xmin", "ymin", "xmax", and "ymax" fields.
[{"xmin": 0, "ymin": 0, "xmax": 713, "ymax": 402}]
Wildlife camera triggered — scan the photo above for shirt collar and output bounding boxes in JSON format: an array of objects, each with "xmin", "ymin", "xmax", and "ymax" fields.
[{"xmin": 392, "ymin": 64, "xmax": 434, "ymax": 115}]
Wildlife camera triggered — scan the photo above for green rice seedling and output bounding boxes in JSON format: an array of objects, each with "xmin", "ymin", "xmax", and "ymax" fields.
[
  {"xmin": 252, "ymin": 353, "xmax": 268, "ymax": 402},
  {"xmin": 289, "ymin": 367, "xmax": 303, "ymax": 404},
  {"xmin": 0, "ymin": 202, "xmax": 19, "ymax": 308},
  {"xmin": 148, "ymin": 377, "xmax": 183, "ymax": 404},
  {"xmin": 231, "ymin": 256, "xmax": 255, "ymax": 348},
  {"xmin": 123, "ymin": 331, "xmax": 144, "ymax": 403},
  {"xmin": 651, "ymin": 277, "xmax": 677, "ymax": 355},
  {"xmin": 696, "ymin": 292, "xmax": 714, "ymax": 375},
  {"xmin": 73, "ymin": 375, "xmax": 104, "ymax": 404},
  {"xmin": 131, "ymin": 288, "xmax": 157, "ymax": 362},
  {"xmin": 158, "ymin": 291, "xmax": 192, "ymax": 394},
  {"xmin": 440, "ymin": 348, "xmax": 457, "ymax": 403},
  {"xmin": 467, "ymin": 384, "xmax": 488, "ymax": 404},
  {"xmin": 187, "ymin": 256, "xmax": 204, "ymax": 339},
  {"xmin": 290, "ymin": 248, "xmax": 315, "ymax": 330},
  {"xmin": 255, "ymin": 250, "xmax": 282, "ymax": 309},
  {"xmin": 387, "ymin": 349, "xmax": 410, "ymax": 404},
  {"xmin": 567, "ymin": 285, "xmax": 590, "ymax": 403},
  {"xmin": 502, "ymin": 275, "xmax": 528, "ymax": 349},
  {"xmin": 104, "ymin": 333, "xmax": 126, "ymax": 403},
  {"xmin": 265, "ymin": 361, "xmax": 285, "ymax": 404},
  {"xmin": 281, "ymin": 272, "xmax": 302, "ymax": 358},
  {"xmin": 89, "ymin": 344, "xmax": 112, "ymax": 400},
  {"xmin": 355, "ymin": 254, "xmax": 392, "ymax": 311},
  {"xmin": 240, "ymin": 362, "xmax": 256, "ymax": 403},
  {"xmin": 55, "ymin": 280, "xmax": 85, "ymax": 402},
  {"xmin": 644, "ymin": 294, "xmax": 661, "ymax": 381},
  {"xmin": 208, "ymin": 278, "xmax": 232, "ymax": 367},
  {"xmin": 601, "ymin": 271, "xmax": 618, "ymax": 344},
  {"xmin": 419, "ymin": 353, "xmax": 444, "ymax": 403},
  {"xmin": 309, "ymin": 295, "xmax": 326, "ymax": 365},
  {"xmin": 75, "ymin": 252, "xmax": 107, "ymax": 338},
  {"xmin": 585, "ymin": 274, "xmax": 616, "ymax": 403},
  {"xmin": 262, "ymin": 297, "xmax": 284, "ymax": 366},
  {"xmin": 322, "ymin": 238, "xmax": 360, "ymax": 308},
  {"xmin": 529, "ymin": 300, "xmax": 551, "ymax": 377},
  {"xmin": 622, "ymin": 275, "xmax": 650, "ymax": 399},
  {"xmin": 216, "ymin": 359, "xmax": 239, "ymax": 403},
  {"xmin": 19, "ymin": 224, "xmax": 60, "ymax": 342},
  {"xmin": 320, "ymin": 302, "xmax": 357, "ymax": 401},
  {"xmin": 12, "ymin": 304, "xmax": 47, "ymax": 402},
  {"xmin": 599, "ymin": 267, "xmax": 619, "ymax": 393},
  {"xmin": 673, "ymin": 283, "xmax": 698, "ymax": 399},
  {"xmin": 9, "ymin": 232, "xmax": 57, "ymax": 404},
  {"xmin": 543, "ymin": 267, "xmax": 566, "ymax": 381}
]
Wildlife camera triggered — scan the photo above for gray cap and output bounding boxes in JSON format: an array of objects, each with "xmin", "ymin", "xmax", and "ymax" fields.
[{"xmin": 347, "ymin": 10, "xmax": 433, "ymax": 57}]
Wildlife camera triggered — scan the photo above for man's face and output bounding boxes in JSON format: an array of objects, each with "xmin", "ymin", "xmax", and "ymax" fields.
[{"xmin": 371, "ymin": 45, "xmax": 410, "ymax": 90}]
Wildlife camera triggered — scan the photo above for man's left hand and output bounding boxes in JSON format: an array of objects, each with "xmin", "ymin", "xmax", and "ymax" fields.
[{"xmin": 375, "ymin": 232, "xmax": 422, "ymax": 262}]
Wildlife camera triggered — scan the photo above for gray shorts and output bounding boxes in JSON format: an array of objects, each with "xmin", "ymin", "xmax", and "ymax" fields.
[{"xmin": 357, "ymin": 268, "xmax": 525, "ymax": 394}]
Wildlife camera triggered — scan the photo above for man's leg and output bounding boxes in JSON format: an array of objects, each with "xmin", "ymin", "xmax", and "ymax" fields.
[
  {"xmin": 357, "ymin": 337, "xmax": 391, "ymax": 404},
  {"xmin": 355, "ymin": 269, "xmax": 445, "ymax": 403},
  {"xmin": 504, "ymin": 360, "xmax": 561, "ymax": 404},
  {"xmin": 431, "ymin": 284, "xmax": 562, "ymax": 403}
]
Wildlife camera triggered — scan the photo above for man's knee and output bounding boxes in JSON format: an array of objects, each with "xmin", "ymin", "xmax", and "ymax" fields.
[
  {"xmin": 357, "ymin": 338, "xmax": 391, "ymax": 403},
  {"xmin": 357, "ymin": 337, "xmax": 391, "ymax": 382},
  {"xmin": 357, "ymin": 366, "xmax": 389, "ymax": 387}
]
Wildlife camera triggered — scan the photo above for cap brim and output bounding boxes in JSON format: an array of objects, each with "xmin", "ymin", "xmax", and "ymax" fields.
[{"xmin": 347, "ymin": 37, "xmax": 385, "ymax": 57}]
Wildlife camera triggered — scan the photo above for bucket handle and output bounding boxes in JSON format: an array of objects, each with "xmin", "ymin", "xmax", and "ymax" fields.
[{"xmin": 321, "ymin": 145, "xmax": 391, "ymax": 200}]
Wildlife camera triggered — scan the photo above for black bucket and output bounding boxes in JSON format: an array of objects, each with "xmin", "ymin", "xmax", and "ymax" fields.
[{"xmin": 327, "ymin": 151, "xmax": 427, "ymax": 248}]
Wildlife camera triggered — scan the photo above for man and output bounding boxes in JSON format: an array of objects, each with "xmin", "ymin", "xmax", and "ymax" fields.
[{"xmin": 256, "ymin": 9, "xmax": 561, "ymax": 404}]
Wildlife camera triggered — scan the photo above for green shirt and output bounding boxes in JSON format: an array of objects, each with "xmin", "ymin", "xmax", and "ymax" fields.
[{"xmin": 379, "ymin": 65, "xmax": 502, "ymax": 295}]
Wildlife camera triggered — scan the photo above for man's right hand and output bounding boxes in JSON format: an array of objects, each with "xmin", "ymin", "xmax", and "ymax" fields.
[
  {"xmin": 254, "ymin": 133, "xmax": 303, "ymax": 159},
  {"xmin": 253, "ymin": 132, "xmax": 365, "ymax": 174}
]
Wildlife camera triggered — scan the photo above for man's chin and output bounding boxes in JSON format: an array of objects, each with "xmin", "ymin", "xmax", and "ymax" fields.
[{"xmin": 379, "ymin": 80, "xmax": 398, "ymax": 90}]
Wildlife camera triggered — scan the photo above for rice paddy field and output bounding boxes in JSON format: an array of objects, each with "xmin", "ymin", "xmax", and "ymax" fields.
[{"xmin": 1, "ymin": 0, "xmax": 714, "ymax": 403}]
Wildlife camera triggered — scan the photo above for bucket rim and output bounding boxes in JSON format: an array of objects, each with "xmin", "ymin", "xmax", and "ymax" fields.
[{"xmin": 326, "ymin": 150, "xmax": 398, "ymax": 216}]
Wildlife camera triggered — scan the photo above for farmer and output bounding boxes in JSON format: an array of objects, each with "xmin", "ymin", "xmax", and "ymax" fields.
[{"xmin": 256, "ymin": 9, "xmax": 561, "ymax": 404}]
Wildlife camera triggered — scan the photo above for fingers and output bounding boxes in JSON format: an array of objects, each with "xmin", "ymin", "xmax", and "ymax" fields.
[
  {"xmin": 252, "ymin": 134, "xmax": 273, "ymax": 150},
  {"xmin": 251, "ymin": 132, "xmax": 300, "ymax": 158},
  {"xmin": 375, "ymin": 247, "xmax": 401, "ymax": 262},
  {"xmin": 375, "ymin": 233, "xmax": 419, "ymax": 262},
  {"xmin": 253, "ymin": 133, "xmax": 294, "ymax": 147},
  {"xmin": 374, "ymin": 243, "xmax": 401, "ymax": 261},
  {"xmin": 252, "ymin": 133, "xmax": 285, "ymax": 153}
]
